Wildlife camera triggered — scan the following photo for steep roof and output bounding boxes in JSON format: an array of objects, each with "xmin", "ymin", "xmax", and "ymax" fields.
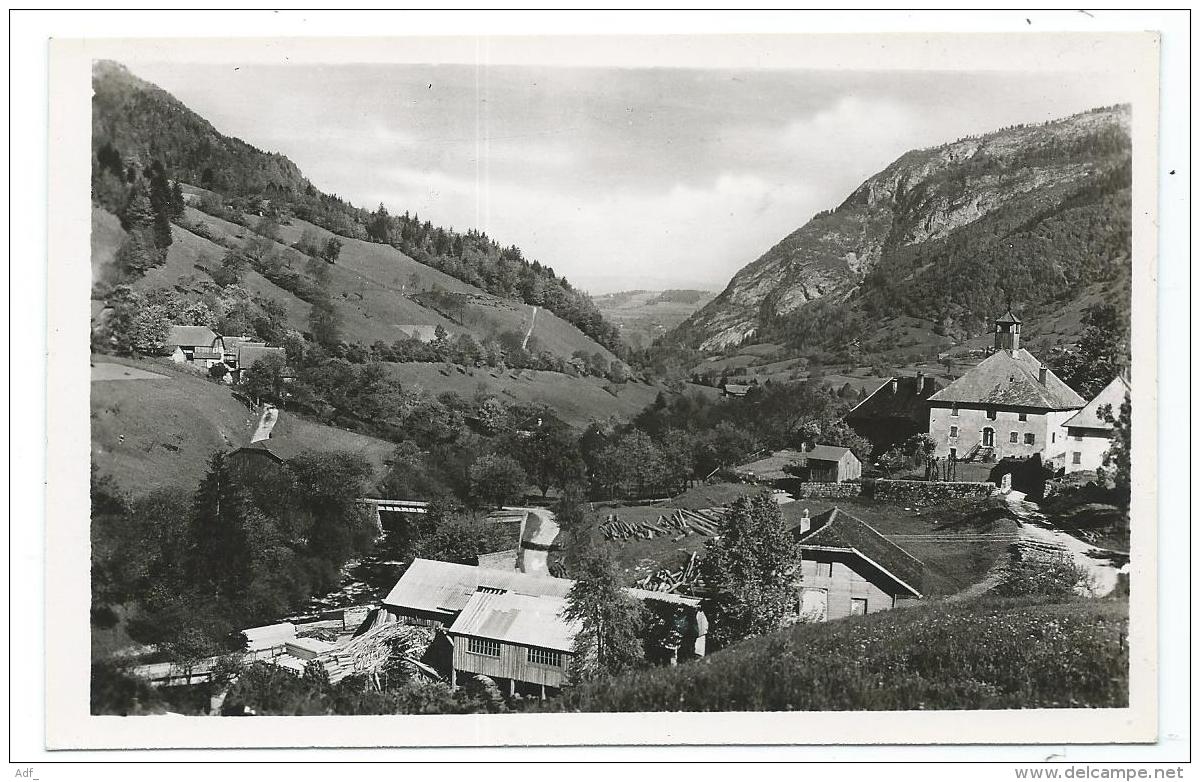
[
  {"xmin": 167, "ymin": 325, "xmax": 218, "ymax": 348},
  {"xmin": 793, "ymin": 507, "xmax": 923, "ymax": 597},
  {"xmin": 928, "ymin": 349, "xmax": 1085, "ymax": 409},
  {"xmin": 448, "ymin": 592, "xmax": 580, "ymax": 653},
  {"xmin": 238, "ymin": 344, "xmax": 286, "ymax": 368},
  {"xmin": 1063, "ymin": 375, "xmax": 1130, "ymax": 430},
  {"xmin": 996, "ymin": 310, "xmax": 1023, "ymax": 325},
  {"xmin": 803, "ymin": 444, "xmax": 857, "ymax": 463},
  {"xmin": 845, "ymin": 375, "xmax": 943, "ymax": 424}
]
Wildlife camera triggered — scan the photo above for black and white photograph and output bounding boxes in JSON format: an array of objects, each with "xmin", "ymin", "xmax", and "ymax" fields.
[{"xmin": 16, "ymin": 9, "xmax": 1187, "ymax": 765}]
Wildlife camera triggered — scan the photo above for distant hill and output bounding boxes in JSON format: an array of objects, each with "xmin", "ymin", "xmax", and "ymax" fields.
[
  {"xmin": 670, "ymin": 105, "xmax": 1132, "ymax": 359},
  {"xmin": 90, "ymin": 60, "xmax": 623, "ymax": 359},
  {"xmin": 593, "ymin": 289, "xmax": 716, "ymax": 350}
]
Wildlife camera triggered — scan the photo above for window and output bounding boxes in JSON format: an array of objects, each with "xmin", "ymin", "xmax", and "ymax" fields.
[
  {"xmin": 1009, "ymin": 431, "xmax": 1019, "ymax": 443},
  {"xmin": 1072, "ymin": 452, "xmax": 1082, "ymax": 465},
  {"xmin": 815, "ymin": 561, "xmax": 832, "ymax": 578},
  {"xmin": 527, "ymin": 647, "xmax": 562, "ymax": 667},
  {"xmin": 1019, "ymin": 413, "xmax": 1028, "ymax": 422},
  {"xmin": 949, "ymin": 425, "xmax": 959, "ymax": 438},
  {"xmin": 949, "ymin": 448, "xmax": 957, "ymax": 460},
  {"xmin": 986, "ymin": 409, "xmax": 997, "ymax": 420},
  {"xmin": 1074, "ymin": 434, "xmax": 1084, "ymax": 442},
  {"xmin": 467, "ymin": 637, "xmax": 500, "ymax": 657},
  {"xmin": 1024, "ymin": 433, "xmax": 1035, "ymax": 445},
  {"xmin": 850, "ymin": 598, "xmax": 868, "ymax": 616},
  {"xmin": 476, "ymin": 586, "xmax": 506, "ymax": 595},
  {"xmin": 1052, "ymin": 433, "xmax": 1056, "ymax": 443},
  {"xmin": 950, "ymin": 404, "xmax": 959, "ymax": 417}
]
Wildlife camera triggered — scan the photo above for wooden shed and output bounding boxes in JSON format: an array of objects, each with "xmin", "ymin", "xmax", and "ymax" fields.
[
  {"xmin": 447, "ymin": 591, "xmax": 579, "ymax": 695},
  {"xmin": 800, "ymin": 444, "xmax": 862, "ymax": 483}
]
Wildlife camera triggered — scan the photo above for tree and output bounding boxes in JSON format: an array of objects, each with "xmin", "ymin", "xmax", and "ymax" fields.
[
  {"xmin": 414, "ymin": 513, "xmax": 513, "ymax": 565},
  {"xmin": 240, "ymin": 352, "xmax": 289, "ymax": 404},
  {"xmin": 101, "ymin": 286, "xmax": 172, "ymax": 356},
  {"xmin": 1058, "ymin": 304, "xmax": 1130, "ymax": 398},
  {"xmin": 510, "ymin": 423, "xmax": 585, "ymax": 498},
  {"xmin": 169, "ymin": 180, "xmax": 186, "ymax": 219},
  {"xmin": 467, "ymin": 454, "xmax": 527, "ymax": 508},
  {"xmin": 562, "ymin": 548, "xmax": 648, "ymax": 680},
  {"xmin": 699, "ymin": 493, "xmax": 803, "ymax": 649},
  {"xmin": 1099, "ymin": 391, "xmax": 1131, "ymax": 508},
  {"xmin": 308, "ymin": 297, "xmax": 343, "ymax": 347}
]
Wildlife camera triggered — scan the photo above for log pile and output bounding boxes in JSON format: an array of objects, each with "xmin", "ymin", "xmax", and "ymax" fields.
[
  {"xmin": 637, "ymin": 551, "xmax": 702, "ymax": 593},
  {"xmin": 600, "ymin": 508, "xmax": 725, "ymax": 542}
]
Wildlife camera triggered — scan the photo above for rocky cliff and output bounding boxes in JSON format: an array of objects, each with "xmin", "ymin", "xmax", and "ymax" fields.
[{"xmin": 672, "ymin": 105, "xmax": 1132, "ymax": 352}]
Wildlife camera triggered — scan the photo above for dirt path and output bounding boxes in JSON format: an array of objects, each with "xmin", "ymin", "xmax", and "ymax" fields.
[
  {"xmin": 521, "ymin": 305, "xmax": 539, "ymax": 351},
  {"xmin": 508, "ymin": 505, "xmax": 558, "ymax": 575},
  {"xmin": 1003, "ymin": 491, "xmax": 1126, "ymax": 597}
]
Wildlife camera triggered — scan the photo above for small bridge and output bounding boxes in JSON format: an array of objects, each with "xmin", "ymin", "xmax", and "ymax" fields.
[{"xmin": 357, "ymin": 498, "xmax": 430, "ymax": 532}]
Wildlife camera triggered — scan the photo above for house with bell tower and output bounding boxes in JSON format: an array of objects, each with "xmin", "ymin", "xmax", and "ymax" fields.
[{"xmin": 926, "ymin": 311, "xmax": 1086, "ymax": 465}]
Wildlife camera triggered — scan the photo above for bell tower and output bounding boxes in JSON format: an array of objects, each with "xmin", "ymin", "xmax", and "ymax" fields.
[{"xmin": 994, "ymin": 310, "xmax": 1022, "ymax": 353}]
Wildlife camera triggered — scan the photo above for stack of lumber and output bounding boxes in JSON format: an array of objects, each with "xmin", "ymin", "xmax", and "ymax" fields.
[
  {"xmin": 599, "ymin": 508, "xmax": 725, "ymax": 542},
  {"xmin": 637, "ymin": 552, "xmax": 702, "ymax": 593}
]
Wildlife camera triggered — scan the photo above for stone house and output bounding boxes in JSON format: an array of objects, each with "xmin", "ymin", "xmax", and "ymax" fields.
[
  {"xmin": 1062, "ymin": 375, "xmax": 1130, "ymax": 473},
  {"xmin": 926, "ymin": 312, "xmax": 1085, "ymax": 466}
]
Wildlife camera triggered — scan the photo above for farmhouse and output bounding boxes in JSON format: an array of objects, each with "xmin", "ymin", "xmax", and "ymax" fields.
[
  {"xmin": 167, "ymin": 325, "xmax": 225, "ymax": 369},
  {"xmin": 927, "ymin": 312, "xmax": 1085, "ymax": 465},
  {"xmin": 845, "ymin": 372, "xmax": 943, "ymax": 455},
  {"xmin": 1061, "ymin": 375, "xmax": 1130, "ymax": 473},
  {"xmin": 790, "ymin": 507, "xmax": 923, "ymax": 621},
  {"xmin": 722, "ymin": 378, "xmax": 759, "ymax": 398},
  {"xmin": 383, "ymin": 559, "xmax": 707, "ymax": 694}
]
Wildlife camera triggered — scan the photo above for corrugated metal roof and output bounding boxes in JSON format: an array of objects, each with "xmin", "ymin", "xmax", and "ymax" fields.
[
  {"xmin": 448, "ymin": 592, "xmax": 581, "ymax": 652},
  {"xmin": 928, "ymin": 349, "xmax": 1085, "ymax": 409},
  {"xmin": 384, "ymin": 559, "xmax": 702, "ymax": 618},
  {"xmin": 242, "ymin": 622, "xmax": 295, "ymax": 650},
  {"xmin": 382, "ymin": 559, "xmax": 573, "ymax": 616},
  {"xmin": 1063, "ymin": 375, "xmax": 1129, "ymax": 430}
]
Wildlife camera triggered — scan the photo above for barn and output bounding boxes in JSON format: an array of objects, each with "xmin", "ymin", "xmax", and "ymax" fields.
[
  {"xmin": 844, "ymin": 372, "xmax": 943, "ymax": 455},
  {"xmin": 790, "ymin": 507, "xmax": 923, "ymax": 621}
]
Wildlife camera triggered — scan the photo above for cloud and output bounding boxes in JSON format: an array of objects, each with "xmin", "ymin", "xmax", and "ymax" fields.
[{"xmin": 366, "ymin": 166, "xmax": 822, "ymax": 292}]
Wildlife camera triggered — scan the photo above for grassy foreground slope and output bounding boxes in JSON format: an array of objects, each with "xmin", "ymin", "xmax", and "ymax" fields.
[
  {"xmin": 550, "ymin": 596, "xmax": 1127, "ymax": 712},
  {"xmin": 91, "ymin": 356, "xmax": 396, "ymax": 493}
]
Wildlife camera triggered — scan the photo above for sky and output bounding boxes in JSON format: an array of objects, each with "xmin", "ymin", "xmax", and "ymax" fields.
[{"xmin": 127, "ymin": 61, "xmax": 1134, "ymax": 294}]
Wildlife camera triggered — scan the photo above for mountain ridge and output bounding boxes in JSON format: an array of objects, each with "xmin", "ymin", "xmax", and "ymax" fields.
[{"xmin": 671, "ymin": 105, "xmax": 1132, "ymax": 353}]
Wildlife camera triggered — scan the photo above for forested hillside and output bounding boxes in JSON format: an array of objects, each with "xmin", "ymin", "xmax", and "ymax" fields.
[
  {"xmin": 91, "ymin": 59, "xmax": 621, "ymax": 354},
  {"xmin": 671, "ymin": 105, "xmax": 1132, "ymax": 359}
]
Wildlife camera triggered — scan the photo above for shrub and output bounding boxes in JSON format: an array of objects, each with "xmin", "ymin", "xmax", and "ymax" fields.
[{"xmin": 996, "ymin": 551, "xmax": 1095, "ymax": 598}]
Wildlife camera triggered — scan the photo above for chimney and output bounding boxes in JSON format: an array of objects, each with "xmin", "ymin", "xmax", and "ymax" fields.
[
  {"xmin": 798, "ymin": 508, "xmax": 811, "ymax": 534},
  {"xmin": 890, "ymin": 378, "xmax": 898, "ymax": 394},
  {"xmin": 1039, "ymin": 365, "xmax": 1047, "ymax": 385},
  {"xmin": 916, "ymin": 371, "xmax": 925, "ymax": 394}
]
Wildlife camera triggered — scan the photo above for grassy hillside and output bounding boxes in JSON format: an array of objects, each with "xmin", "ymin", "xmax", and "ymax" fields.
[
  {"xmin": 380, "ymin": 361, "xmax": 679, "ymax": 428},
  {"xmin": 549, "ymin": 595, "xmax": 1127, "ymax": 712},
  {"xmin": 91, "ymin": 355, "xmax": 396, "ymax": 494}
]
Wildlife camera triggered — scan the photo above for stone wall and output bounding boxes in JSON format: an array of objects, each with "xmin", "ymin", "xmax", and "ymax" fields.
[
  {"xmin": 868, "ymin": 478, "xmax": 996, "ymax": 506},
  {"xmin": 792, "ymin": 482, "xmax": 864, "ymax": 499}
]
